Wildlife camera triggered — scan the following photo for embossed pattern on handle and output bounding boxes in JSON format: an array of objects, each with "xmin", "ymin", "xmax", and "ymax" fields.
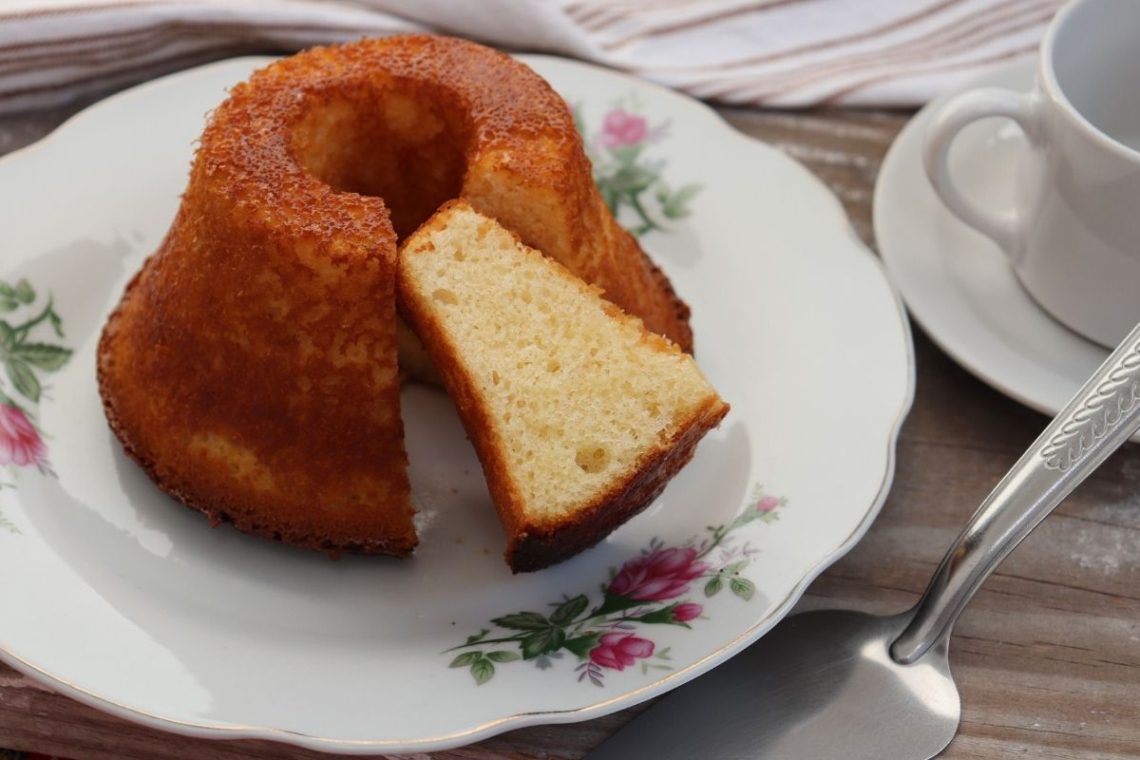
[
  {"xmin": 1041, "ymin": 344, "xmax": 1140, "ymax": 471},
  {"xmin": 892, "ymin": 323, "xmax": 1140, "ymax": 664}
]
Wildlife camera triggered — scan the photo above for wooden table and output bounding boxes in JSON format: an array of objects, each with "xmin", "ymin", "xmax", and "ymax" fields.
[{"xmin": 1, "ymin": 96, "xmax": 1138, "ymax": 760}]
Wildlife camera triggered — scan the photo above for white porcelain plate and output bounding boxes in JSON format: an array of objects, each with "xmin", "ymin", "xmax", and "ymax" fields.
[
  {"xmin": 876, "ymin": 57, "xmax": 1116, "ymax": 421},
  {"xmin": 0, "ymin": 55, "xmax": 913, "ymax": 754}
]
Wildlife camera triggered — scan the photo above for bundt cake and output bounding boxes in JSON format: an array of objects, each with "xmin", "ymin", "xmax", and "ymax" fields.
[
  {"xmin": 98, "ymin": 34, "xmax": 703, "ymax": 561},
  {"xmin": 398, "ymin": 202, "xmax": 729, "ymax": 572}
]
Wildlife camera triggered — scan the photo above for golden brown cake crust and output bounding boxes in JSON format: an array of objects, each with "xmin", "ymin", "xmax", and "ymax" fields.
[{"xmin": 98, "ymin": 264, "xmax": 415, "ymax": 556}]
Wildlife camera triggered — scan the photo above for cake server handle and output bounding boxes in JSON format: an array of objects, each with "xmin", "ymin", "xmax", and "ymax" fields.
[{"xmin": 891, "ymin": 321, "xmax": 1140, "ymax": 663}]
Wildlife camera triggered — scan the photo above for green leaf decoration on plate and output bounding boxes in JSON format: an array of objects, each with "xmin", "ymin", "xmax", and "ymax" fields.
[
  {"xmin": 550, "ymin": 594, "xmax": 589, "ymax": 625},
  {"xmin": 470, "ymin": 658, "xmax": 495, "ymax": 686},
  {"xmin": 704, "ymin": 576, "xmax": 723, "ymax": 598},
  {"xmin": 449, "ymin": 651, "xmax": 481, "ymax": 668},
  {"xmin": 491, "ymin": 612, "xmax": 551, "ymax": 631},
  {"xmin": 0, "ymin": 279, "xmax": 73, "ymax": 494},
  {"xmin": 730, "ymin": 577, "xmax": 756, "ymax": 601},
  {"xmin": 577, "ymin": 95, "xmax": 703, "ymax": 238},
  {"xmin": 16, "ymin": 343, "xmax": 72, "ymax": 371},
  {"xmin": 5, "ymin": 359, "xmax": 39, "ymax": 403}
]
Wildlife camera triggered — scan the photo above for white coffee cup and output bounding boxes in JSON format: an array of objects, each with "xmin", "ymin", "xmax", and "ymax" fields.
[{"xmin": 924, "ymin": 0, "xmax": 1140, "ymax": 349}]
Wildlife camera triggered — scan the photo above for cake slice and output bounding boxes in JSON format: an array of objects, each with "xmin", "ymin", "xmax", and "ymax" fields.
[{"xmin": 397, "ymin": 201, "xmax": 729, "ymax": 571}]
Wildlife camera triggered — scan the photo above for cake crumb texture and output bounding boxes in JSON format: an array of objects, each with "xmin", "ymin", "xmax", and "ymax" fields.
[{"xmin": 399, "ymin": 201, "xmax": 728, "ymax": 571}]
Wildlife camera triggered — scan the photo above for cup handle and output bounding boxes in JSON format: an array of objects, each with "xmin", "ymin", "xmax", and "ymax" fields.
[{"xmin": 922, "ymin": 88, "xmax": 1041, "ymax": 257}]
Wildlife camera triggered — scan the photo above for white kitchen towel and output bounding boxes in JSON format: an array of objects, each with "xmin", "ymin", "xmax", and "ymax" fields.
[{"xmin": 0, "ymin": 0, "xmax": 1064, "ymax": 115}]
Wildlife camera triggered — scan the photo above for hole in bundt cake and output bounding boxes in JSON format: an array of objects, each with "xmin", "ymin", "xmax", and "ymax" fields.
[
  {"xmin": 290, "ymin": 82, "xmax": 472, "ymax": 240},
  {"xmin": 575, "ymin": 444, "xmax": 611, "ymax": 474}
]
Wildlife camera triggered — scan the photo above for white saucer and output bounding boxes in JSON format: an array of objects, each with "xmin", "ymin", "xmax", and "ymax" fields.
[{"xmin": 875, "ymin": 58, "xmax": 1113, "ymax": 420}]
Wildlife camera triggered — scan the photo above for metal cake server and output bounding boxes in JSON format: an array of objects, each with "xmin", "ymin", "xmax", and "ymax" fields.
[{"xmin": 588, "ymin": 321, "xmax": 1140, "ymax": 760}]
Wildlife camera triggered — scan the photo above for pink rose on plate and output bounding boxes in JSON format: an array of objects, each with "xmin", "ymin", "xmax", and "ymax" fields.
[
  {"xmin": 601, "ymin": 109, "xmax": 648, "ymax": 148},
  {"xmin": 672, "ymin": 602, "xmax": 703, "ymax": 623},
  {"xmin": 590, "ymin": 632, "xmax": 655, "ymax": 671},
  {"xmin": 609, "ymin": 546, "xmax": 708, "ymax": 602},
  {"xmin": 755, "ymin": 495, "xmax": 780, "ymax": 513},
  {"xmin": 0, "ymin": 404, "xmax": 45, "ymax": 468}
]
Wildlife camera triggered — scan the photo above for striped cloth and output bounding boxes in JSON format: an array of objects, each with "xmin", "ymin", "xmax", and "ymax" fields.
[{"xmin": 0, "ymin": 0, "xmax": 1064, "ymax": 115}]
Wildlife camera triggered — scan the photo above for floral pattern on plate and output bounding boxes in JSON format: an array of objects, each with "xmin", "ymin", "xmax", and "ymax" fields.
[
  {"xmin": 0, "ymin": 277, "xmax": 72, "ymax": 532},
  {"xmin": 577, "ymin": 96, "xmax": 702, "ymax": 237},
  {"xmin": 446, "ymin": 485, "xmax": 786, "ymax": 686}
]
